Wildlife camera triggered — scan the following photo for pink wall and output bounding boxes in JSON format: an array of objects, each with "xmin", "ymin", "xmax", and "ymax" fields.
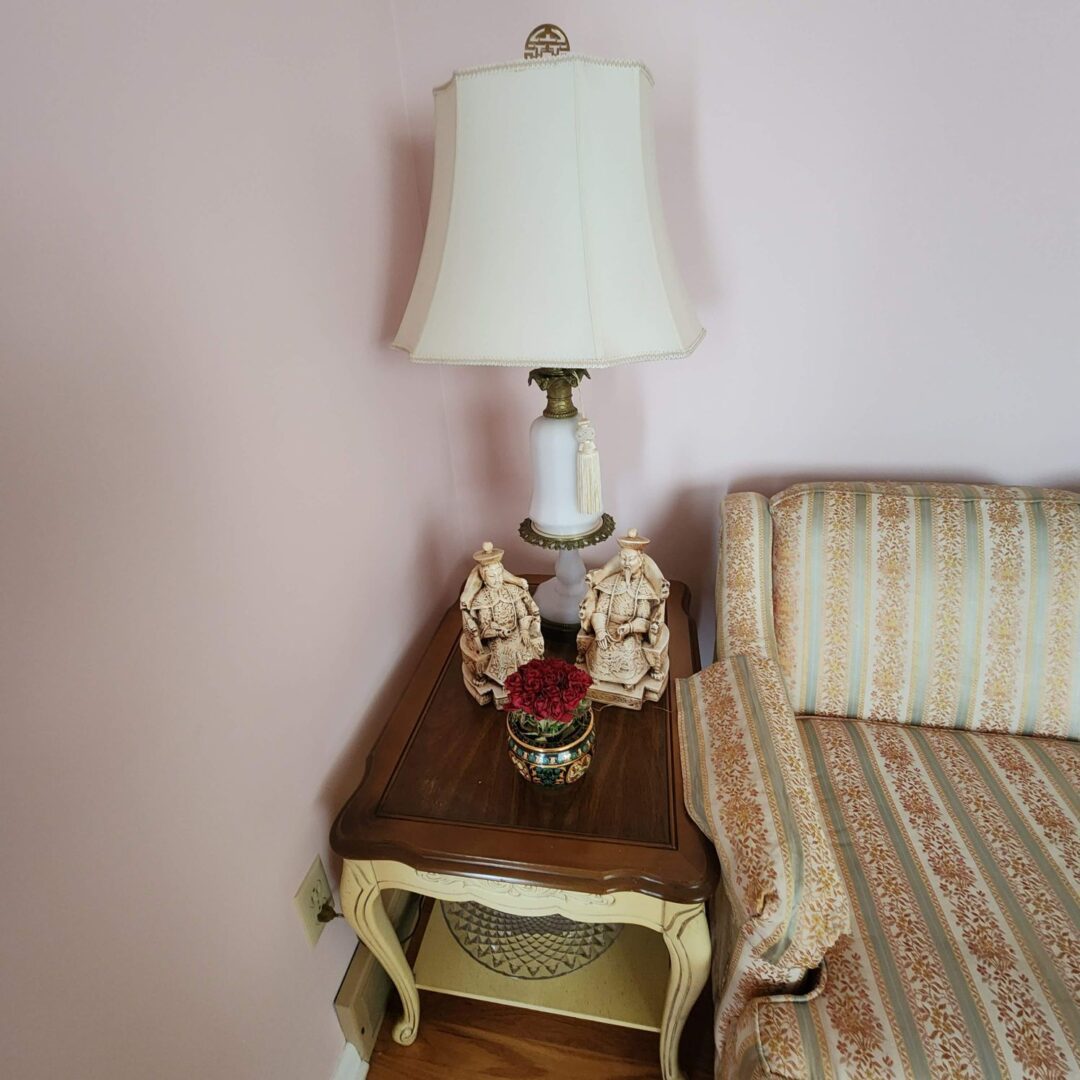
[
  {"xmin": 0, "ymin": 2, "xmax": 460, "ymax": 1078},
  {"xmin": 2, "ymin": 3, "xmax": 1078, "ymax": 1079}
]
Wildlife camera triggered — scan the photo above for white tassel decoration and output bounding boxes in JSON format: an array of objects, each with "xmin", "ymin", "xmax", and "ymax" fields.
[{"xmin": 576, "ymin": 415, "xmax": 603, "ymax": 515}]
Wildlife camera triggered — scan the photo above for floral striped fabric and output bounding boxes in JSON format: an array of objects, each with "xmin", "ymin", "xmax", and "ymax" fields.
[
  {"xmin": 716, "ymin": 491, "xmax": 776, "ymax": 660},
  {"xmin": 677, "ymin": 656, "xmax": 851, "ymax": 972},
  {"xmin": 734, "ymin": 716, "xmax": 1080, "ymax": 1080},
  {"xmin": 770, "ymin": 482, "xmax": 1080, "ymax": 739}
]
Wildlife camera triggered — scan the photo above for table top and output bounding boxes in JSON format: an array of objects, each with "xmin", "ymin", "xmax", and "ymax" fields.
[{"xmin": 330, "ymin": 580, "xmax": 718, "ymax": 903}]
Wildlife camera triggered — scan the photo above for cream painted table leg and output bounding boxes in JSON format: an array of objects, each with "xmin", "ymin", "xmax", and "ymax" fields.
[
  {"xmin": 341, "ymin": 860, "xmax": 711, "ymax": 1078},
  {"xmin": 340, "ymin": 860, "xmax": 420, "ymax": 1046},
  {"xmin": 658, "ymin": 902, "xmax": 711, "ymax": 1080}
]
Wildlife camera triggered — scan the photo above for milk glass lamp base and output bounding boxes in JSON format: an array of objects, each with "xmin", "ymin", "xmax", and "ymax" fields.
[
  {"xmin": 518, "ymin": 370, "xmax": 614, "ymax": 629},
  {"xmin": 528, "ymin": 413, "xmax": 602, "ymax": 539},
  {"xmin": 533, "ymin": 549, "xmax": 589, "ymax": 629}
]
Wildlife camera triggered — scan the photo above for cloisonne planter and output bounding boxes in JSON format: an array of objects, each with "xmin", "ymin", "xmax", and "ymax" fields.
[{"xmin": 506, "ymin": 703, "xmax": 595, "ymax": 787}]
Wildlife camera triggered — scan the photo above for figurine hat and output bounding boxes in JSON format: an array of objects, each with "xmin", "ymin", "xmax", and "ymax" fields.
[
  {"xmin": 473, "ymin": 540, "xmax": 505, "ymax": 565},
  {"xmin": 617, "ymin": 528, "xmax": 650, "ymax": 552}
]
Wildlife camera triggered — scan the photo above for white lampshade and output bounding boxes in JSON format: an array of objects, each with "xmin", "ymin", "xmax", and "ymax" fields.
[{"xmin": 393, "ymin": 55, "xmax": 703, "ymax": 367}]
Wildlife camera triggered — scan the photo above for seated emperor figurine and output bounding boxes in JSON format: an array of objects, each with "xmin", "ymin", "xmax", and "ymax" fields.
[
  {"xmin": 577, "ymin": 529, "xmax": 670, "ymax": 709},
  {"xmin": 460, "ymin": 542, "xmax": 544, "ymax": 708}
]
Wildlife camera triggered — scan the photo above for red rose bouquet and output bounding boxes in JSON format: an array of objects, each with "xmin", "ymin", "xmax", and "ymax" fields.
[{"xmin": 505, "ymin": 657, "xmax": 592, "ymax": 741}]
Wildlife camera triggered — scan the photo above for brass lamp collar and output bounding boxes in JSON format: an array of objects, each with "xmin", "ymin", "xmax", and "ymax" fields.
[{"xmin": 527, "ymin": 368, "xmax": 590, "ymax": 419}]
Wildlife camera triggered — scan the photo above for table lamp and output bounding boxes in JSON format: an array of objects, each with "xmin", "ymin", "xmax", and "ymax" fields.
[{"xmin": 393, "ymin": 30, "xmax": 703, "ymax": 628}]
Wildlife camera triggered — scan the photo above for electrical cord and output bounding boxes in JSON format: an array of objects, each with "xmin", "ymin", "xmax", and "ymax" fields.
[
  {"xmin": 317, "ymin": 898, "xmax": 343, "ymax": 924},
  {"xmin": 319, "ymin": 895, "xmax": 424, "ymax": 947}
]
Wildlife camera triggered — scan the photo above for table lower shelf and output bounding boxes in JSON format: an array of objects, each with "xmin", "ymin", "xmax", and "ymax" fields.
[{"xmin": 412, "ymin": 900, "xmax": 669, "ymax": 1032}]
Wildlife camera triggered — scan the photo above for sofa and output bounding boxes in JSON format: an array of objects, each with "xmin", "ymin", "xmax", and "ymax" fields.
[{"xmin": 677, "ymin": 481, "xmax": 1079, "ymax": 1079}]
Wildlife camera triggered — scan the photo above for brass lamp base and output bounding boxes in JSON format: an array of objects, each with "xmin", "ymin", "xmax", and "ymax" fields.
[{"xmin": 518, "ymin": 513, "xmax": 615, "ymax": 551}]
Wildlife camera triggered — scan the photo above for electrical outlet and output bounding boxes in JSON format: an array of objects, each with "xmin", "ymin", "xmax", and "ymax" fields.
[{"xmin": 294, "ymin": 855, "xmax": 333, "ymax": 947}]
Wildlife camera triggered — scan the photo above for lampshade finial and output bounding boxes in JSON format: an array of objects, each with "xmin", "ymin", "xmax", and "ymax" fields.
[{"xmin": 524, "ymin": 24, "xmax": 570, "ymax": 59}]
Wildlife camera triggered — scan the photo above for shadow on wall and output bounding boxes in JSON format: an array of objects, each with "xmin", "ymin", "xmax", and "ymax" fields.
[
  {"xmin": 459, "ymin": 366, "xmax": 528, "ymax": 499},
  {"xmin": 317, "ymin": 515, "xmax": 471, "ymax": 884},
  {"xmin": 378, "ymin": 134, "xmax": 426, "ymax": 347},
  {"xmin": 644, "ymin": 483, "xmax": 724, "ymax": 663}
]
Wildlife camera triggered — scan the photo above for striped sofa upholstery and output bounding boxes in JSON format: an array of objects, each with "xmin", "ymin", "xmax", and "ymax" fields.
[
  {"xmin": 678, "ymin": 655, "xmax": 851, "ymax": 971},
  {"xmin": 770, "ymin": 482, "xmax": 1080, "ymax": 739},
  {"xmin": 677, "ymin": 481, "xmax": 1080, "ymax": 1079},
  {"xmin": 733, "ymin": 717, "xmax": 1080, "ymax": 1079}
]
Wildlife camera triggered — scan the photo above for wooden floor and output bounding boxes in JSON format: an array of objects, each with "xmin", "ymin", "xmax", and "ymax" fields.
[
  {"xmin": 367, "ymin": 903, "xmax": 714, "ymax": 1080},
  {"xmin": 366, "ymin": 990, "xmax": 714, "ymax": 1080}
]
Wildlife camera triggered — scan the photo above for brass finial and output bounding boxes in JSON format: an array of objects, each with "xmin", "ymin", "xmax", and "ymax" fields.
[
  {"xmin": 524, "ymin": 24, "xmax": 570, "ymax": 59},
  {"xmin": 527, "ymin": 368, "xmax": 590, "ymax": 419}
]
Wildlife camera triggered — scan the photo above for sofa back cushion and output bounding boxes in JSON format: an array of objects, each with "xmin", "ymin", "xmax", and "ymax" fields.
[{"xmin": 770, "ymin": 482, "xmax": 1080, "ymax": 739}]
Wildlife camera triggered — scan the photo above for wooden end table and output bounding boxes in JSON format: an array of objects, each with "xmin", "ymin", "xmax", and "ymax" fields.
[{"xmin": 329, "ymin": 580, "xmax": 718, "ymax": 1080}]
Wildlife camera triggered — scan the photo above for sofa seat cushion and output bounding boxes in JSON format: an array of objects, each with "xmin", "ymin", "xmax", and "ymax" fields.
[{"xmin": 735, "ymin": 717, "xmax": 1080, "ymax": 1079}]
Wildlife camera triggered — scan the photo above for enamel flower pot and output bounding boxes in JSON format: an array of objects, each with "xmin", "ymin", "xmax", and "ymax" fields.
[
  {"xmin": 506, "ymin": 702, "xmax": 595, "ymax": 787},
  {"xmin": 503, "ymin": 657, "xmax": 594, "ymax": 787}
]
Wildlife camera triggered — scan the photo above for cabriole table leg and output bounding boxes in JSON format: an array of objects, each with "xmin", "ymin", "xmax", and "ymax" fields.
[
  {"xmin": 659, "ymin": 901, "xmax": 711, "ymax": 1080},
  {"xmin": 340, "ymin": 859, "xmax": 420, "ymax": 1045}
]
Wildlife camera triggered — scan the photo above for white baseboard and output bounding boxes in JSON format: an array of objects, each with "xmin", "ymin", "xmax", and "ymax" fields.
[
  {"xmin": 330, "ymin": 1040, "xmax": 368, "ymax": 1080},
  {"xmin": 333, "ymin": 890, "xmax": 420, "ymax": 1062}
]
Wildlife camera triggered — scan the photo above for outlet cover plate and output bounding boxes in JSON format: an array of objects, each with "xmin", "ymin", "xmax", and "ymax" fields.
[{"xmin": 294, "ymin": 855, "xmax": 333, "ymax": 947}]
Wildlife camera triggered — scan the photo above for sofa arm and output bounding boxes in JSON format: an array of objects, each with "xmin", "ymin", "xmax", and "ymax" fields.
[
  {"xmin": 717, "ymin": 492, "xmax": 777, "ymax": 661},
  {"xmin": 676, "ymin": 654, "xmax": 851, "ymax": 970}
]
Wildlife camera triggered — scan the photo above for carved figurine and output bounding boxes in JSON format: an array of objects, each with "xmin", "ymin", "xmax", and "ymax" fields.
[
  {"xmin": 577, "ymin": 529, "xmax": 670, "ymax": 709},
  {"xmin": 460, "ymin": 542, "xmax": 544, "ymax": 708}
]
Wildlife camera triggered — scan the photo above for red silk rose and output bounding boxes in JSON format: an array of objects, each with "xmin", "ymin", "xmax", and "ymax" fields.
[{"xmin": 505, "ymin": 658, "xmax": 591, "ymax": 723}]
